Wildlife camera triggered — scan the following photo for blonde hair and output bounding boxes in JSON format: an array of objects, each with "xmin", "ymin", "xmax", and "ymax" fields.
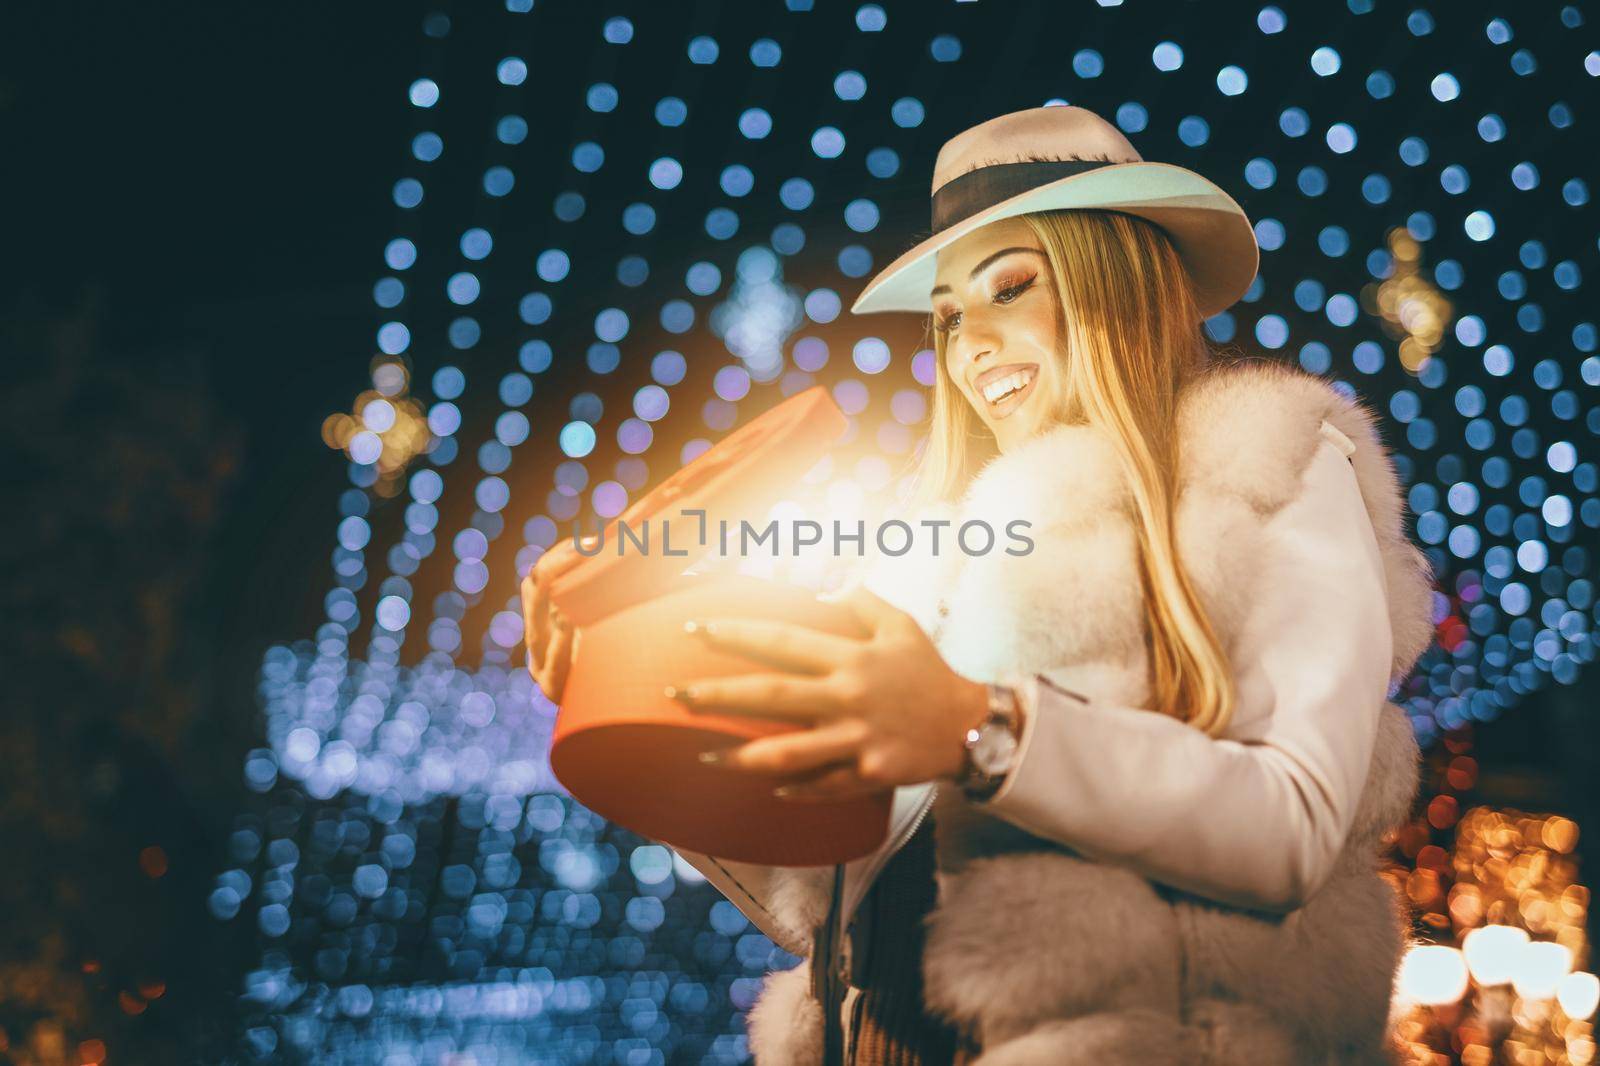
[{"xmin": 902, "ymin": 208, "xmax": 1237, "ymax": 737}]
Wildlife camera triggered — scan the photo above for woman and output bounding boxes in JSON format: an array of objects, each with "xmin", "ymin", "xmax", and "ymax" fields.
[{"xmin": 524, "ymin": 106, "xmax": 1436, "ymax": 1064}]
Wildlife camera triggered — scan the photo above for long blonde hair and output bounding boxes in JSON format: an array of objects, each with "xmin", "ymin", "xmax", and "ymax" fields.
[{"xmin": 903, "ymin": 208, "xmax": 1237, "ymax": 737}]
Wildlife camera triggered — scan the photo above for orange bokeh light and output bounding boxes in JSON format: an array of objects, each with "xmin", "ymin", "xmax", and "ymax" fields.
[{"xmin": 139, "ymin": 845, "xmax": 168, "ymax": 878}]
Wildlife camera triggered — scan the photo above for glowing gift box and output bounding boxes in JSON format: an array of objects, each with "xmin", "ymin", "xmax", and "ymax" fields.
[{"xmin": 543, "ymin": 386, "xmax": 894, "ymax": 866}]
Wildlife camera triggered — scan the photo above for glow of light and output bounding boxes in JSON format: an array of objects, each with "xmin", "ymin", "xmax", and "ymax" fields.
[
  {"xmin": 349, "ymin": 431, "xmax": 383, "ymax": 466},
  {"xmin": 1511, "ymin": 940, "xmax": 1573, "ymax": 1000},
  {"xmin": 1558, "ymin": 971, "xmax": 1600, "ymax": 1020},
  {"xmin": 560, "ymin": 421, "xmax": 597, "ymax": 458},
  {"xmin": 1463, "ymin": 925, "xmax": 1529, "ymax": 985},
  {"xmin": 811, "ymin": 126, "xmax": 846, "ymax": 158},
  {"xmin": 1152, "ymin": 41, "xmax": 1183, "ymax": 72},
  {"xmin": 649, "ymin": 157, "xmax": 683, "ymax": 190},
  {"xmin": 496, "ymin": 58, "xmax": 527, "ymax": 86},
  {"xmin": 376, "ymin": 595, "xmax": 411, "ymax": 631},
  {"xmin": 891, "ymin": 97, "xmax": 924, "ymax": 127},
  {"xmin": 852, "ymin": 337, "xmax": 891, "ymax": 374},
  {"xmin": 408, "ymin": 78, "xmax": 439, "ymax": 108},
  {"xmin": 687, "ymin": 35, "xmax": 718, "ymax": 64},
  {"xmin": 1396, "ymin": 944, "xmax": 1469, "ymax": 1006},
  {"xmin": 377, "ymin": 322, "xmax": 410, "ymax": 355}
]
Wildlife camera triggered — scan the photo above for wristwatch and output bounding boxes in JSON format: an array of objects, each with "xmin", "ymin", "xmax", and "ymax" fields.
[{"xmin": 955, "ymin": 682, "xmax": 1023, "ymax": 802}]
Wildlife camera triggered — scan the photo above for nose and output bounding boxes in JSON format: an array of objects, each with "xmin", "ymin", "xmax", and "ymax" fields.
[{"xmin": 952, "ymin": 315, "xmax": 1001, "ymax": 377}]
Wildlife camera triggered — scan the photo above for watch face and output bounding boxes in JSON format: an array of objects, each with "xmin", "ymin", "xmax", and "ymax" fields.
[{"xmin": 972, "ymin": 724, "xmax": 1019, "ymax": 775}]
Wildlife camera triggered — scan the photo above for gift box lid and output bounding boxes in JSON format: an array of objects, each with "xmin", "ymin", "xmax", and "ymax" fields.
[{"xmin": 543, "ymin": 385, "xmax": 851, "ymax": 627}]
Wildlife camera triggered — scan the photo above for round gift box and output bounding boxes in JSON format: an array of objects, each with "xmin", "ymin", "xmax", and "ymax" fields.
[
  {"xmin": 549, "ymin": 572, "xmax": 893, "ymax": 866},
  {"xmin": 540, "ymin": 386, "xmax": 894, "ymax": 865}
]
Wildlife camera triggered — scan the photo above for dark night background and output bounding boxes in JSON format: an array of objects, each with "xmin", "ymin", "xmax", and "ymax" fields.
[
  {"xmin": 4, "ymin": 4, "xmax": 424, "ymax": 1059},
  {"xmin": 2, "ymin": 1, "xmax": 1596, "ymax": 1063}
]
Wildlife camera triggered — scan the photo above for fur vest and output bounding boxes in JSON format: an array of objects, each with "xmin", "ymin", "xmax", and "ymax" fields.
[{"xmin": 744, "ymin": 358, "xmax": 1437, "ymax": 1065}]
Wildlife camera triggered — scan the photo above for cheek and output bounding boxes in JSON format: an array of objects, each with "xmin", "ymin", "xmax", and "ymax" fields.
[
  {"xmin": 944, "ymin": 352, "xmax": 969, "ymax": 396},
  {"xmin": 1016, "ymin": 300, "xmax": 1061, "ymax": 356}
]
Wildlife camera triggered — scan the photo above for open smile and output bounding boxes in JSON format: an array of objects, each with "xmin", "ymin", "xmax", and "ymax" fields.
[{"xmin": 975, "ymin": 364, "xmax": 1039, "ymax": 420}]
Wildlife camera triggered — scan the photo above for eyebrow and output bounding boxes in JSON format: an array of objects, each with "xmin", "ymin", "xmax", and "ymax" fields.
[{"xmin": 929, "ymin": 247, "xmax": 1045, "ymax": 298}]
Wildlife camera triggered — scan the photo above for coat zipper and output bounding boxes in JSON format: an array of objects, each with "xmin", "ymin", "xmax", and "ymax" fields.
[
  {"xmin": 892, "ymin": 783, "xmax": 937, "ymax": 861},
  {"xmin": 842, "ymin": 781, "xmax": 938, "ymax": 930}
]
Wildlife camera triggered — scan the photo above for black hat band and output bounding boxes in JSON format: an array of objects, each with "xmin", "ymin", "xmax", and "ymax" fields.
[{"xmin": 930, "ymin": 159, "xmax": 1121, "ymax": 232}]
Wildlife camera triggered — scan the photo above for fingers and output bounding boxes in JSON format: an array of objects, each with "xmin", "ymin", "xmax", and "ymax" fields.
[
  {"xmin": 724, "ymin": 717, "xmax": 869, "ymax": 775},
  {"xmin": 521, "ymin": 569, "xmax": 543, "ymax": 679},
  {"xmin": 845, "ymin": 585, "xmax": 913, "ymax": 635},
  {"xmin": 526, "ymin": 564, "xmax": 551, "ymax": 669},
  {"xmin": 523, "ymin": 540, "xmax": 590, "ymax": 687},
  {"xmin": 669, "ymin": 673, "xmax": 842, "ymax": 721},
  {"xmin": 542, "ymin": 621, "xmax": 576, "ymax": 703},
  {"xmin": 689, "ymin": 617, "xmax": 862, "ymax": 675},
  {"xmin": 774, "ymin": 762, "xmax": 881, "ymax": 802}
]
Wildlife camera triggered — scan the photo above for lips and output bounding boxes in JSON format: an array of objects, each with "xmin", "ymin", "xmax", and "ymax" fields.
[
  {"xmin": 973, "ymin": 363, "xmax": 1040, "ymax": 419},
  {"xmin": 972, "ymin": 362, "xmax": 1040, "ymax": 393}
]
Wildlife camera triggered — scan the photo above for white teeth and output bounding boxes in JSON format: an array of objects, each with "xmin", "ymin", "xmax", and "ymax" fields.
[{"xmin": 982, "ymin": 368, "xmax": 1036, "ymax": 404}]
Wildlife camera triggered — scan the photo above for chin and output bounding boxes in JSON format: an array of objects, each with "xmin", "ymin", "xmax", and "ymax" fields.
[
  {"xmin": 1002, "ymin": 402, "xmax": 1043, "ymax": 436},
  {"xmin": 974, "ymin": 376, "xmax": 1054, "ymax": 440}
]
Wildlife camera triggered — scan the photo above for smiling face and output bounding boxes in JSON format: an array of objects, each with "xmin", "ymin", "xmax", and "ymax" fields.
[{"xmin": 931, "ymin": 215, "xmax": 1067, "ymax": 454}]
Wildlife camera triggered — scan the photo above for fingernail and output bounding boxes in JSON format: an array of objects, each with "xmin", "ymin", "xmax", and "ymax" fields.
[{"xmin": 697, "ymin": 749, "xmax": 727, "ymax": 765}]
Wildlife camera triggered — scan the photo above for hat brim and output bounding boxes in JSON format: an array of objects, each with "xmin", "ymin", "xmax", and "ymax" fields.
[{"xmin": 849, "ymin": 161, "xmax": 1259, "ymax": 321}]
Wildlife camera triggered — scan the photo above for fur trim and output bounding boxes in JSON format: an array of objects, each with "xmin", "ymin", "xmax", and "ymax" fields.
[
  {"xmin": 747, "ymin": 959, "xmax": 823, "ymax": 1066},
  {"xmin": 969, "ymin": 1011, "xmax": 1195, "ymax": 1065},
  {"xmin": 1176, "ymin": 359, "xmax": 1333, "ymax": 514},
  {"xmin": 938, "ymin": 510, "xmax": 1148, "ymax": 685},
  {"xmin": 1350, "ymin": 701, "xmax": 1423, "ymax": 851},
  {"xmin": 1180, "ymin": 358, "xmax": 1440, "ymax": 682},
  {"xmin": 761, "ymin": 865, "xmax": 834, "ymax": 959},
  {"xmin": 1322, "ymin": 400, "xmax": 1439, "ymax": 683},
  {"xmin": 1184, "ymin": 1000, "xmax": 1302, "ymax": 1065},
  {"xmin": 921, "ymin": 851, "xmax": 1182, "ymax": 1047},
  {"xmin": 1170, "ymin": 859, "xmax": 1409, "ymax": 1057}
]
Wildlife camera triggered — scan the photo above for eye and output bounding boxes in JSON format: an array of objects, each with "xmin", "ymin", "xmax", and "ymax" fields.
[
  {"xmin": 934, "ymin": 272, "xmax": 1037, "ymax": 335},
  {"xmin": 993, "ymin": 273, "xmax": 1036, "ymax": 304}
]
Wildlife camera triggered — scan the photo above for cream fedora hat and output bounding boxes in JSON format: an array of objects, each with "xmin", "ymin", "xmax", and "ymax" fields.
[{"xmin": 849, "ymin": 105, "xmax": 1259, "ymax": 321}]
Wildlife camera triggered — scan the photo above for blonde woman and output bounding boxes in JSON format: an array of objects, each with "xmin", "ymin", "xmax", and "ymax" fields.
[{"xmin": 524, "ymin": 106, "xmax": 1436, "ymax": 1065}]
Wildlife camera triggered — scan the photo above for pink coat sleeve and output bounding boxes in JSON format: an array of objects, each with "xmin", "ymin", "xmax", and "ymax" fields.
[{"xmin": 975, "ymin": 433, "xmax": 1395, "ymax": 913}]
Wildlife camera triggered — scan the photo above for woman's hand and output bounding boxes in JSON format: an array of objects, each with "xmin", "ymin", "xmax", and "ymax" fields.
[
  {"xmin": 519, "ymin": 538, "xmax": 595, "ymax": 703},
  {"xmin": 667, "ymin": 585, "xmax": 990, "ymax": 800}
]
